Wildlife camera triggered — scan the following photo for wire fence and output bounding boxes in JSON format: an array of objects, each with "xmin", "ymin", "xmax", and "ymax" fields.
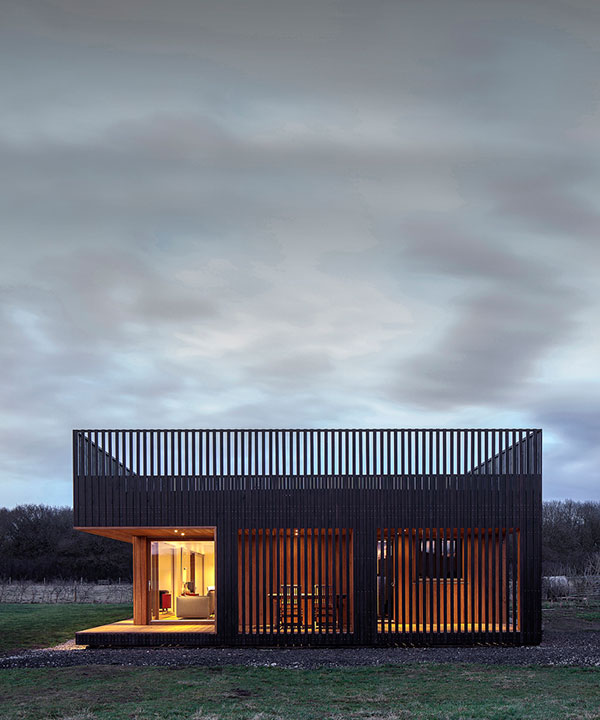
[{"xmin": 0, "ymin": 580, "xmax": 132, "ymax": 604}]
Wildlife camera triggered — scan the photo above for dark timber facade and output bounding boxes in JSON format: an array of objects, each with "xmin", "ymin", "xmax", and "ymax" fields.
[{"xmin": 73, "ymin": 428, "xmax": 542, "ymax": 647}]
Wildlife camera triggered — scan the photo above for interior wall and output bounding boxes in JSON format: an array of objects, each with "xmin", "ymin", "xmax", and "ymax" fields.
[
  {"xmin": 158, "ymin": 547, "xmax": 174, "ymax": 595},
  {"xmin": 203, "ymin": 549, "xmax": 215, "ymax": 592}
]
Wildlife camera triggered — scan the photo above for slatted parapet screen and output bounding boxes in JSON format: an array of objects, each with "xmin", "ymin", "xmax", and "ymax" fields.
[{"xmin": 74, "ymin": 429, "xmax": 542, "ymax": 481}]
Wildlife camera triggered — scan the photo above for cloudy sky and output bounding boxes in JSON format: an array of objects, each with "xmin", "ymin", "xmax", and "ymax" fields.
[{"xmin": 2, "ymin": 0, "xmax": 599, "ymax": 507}]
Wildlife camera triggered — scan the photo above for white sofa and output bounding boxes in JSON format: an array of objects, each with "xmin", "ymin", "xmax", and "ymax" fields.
[{"xmin": 176, "ymin": 595, "xmax": 211, "ymax": 619}]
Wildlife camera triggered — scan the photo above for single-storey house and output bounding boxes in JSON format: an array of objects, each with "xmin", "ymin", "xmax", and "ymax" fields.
[{"xmin": 73, "ymin": 428, "xmax": 542, "ymax": 646}]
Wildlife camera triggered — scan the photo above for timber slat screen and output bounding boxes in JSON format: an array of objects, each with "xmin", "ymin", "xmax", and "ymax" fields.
[
  {"xmin": 73, "ymin": 428, "xmax": 541, "ymax": 647},
  {"xmin": 238, "ymin": 529, "xmax": 354, "ymax": 640}
]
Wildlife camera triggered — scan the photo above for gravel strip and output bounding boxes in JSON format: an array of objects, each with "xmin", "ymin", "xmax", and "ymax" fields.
[{"xmin": 1, "ymin": 631, "xmax": 599, "ymax": 669}]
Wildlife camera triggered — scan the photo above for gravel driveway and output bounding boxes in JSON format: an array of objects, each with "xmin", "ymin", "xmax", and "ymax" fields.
[
  {"xmin": 1, "ymin": 630, "xmax": 599, "ymax": 669},
  {"xmin": 1, "ymin": 608, "xmax": 598, "ymax": 670}
]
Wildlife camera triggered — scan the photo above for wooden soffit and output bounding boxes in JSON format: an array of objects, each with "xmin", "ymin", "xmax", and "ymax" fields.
[{"xmin": 75, "ymin": 526, "xmax": 216, "ymax": 543}]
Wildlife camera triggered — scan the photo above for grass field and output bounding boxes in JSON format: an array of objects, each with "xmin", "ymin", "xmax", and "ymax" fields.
[
  {"xmin": 0, "ymin": 664, "xmax": 599, "ymax": 720},
  {"xmin": 1, "ymin": 603, "xmax": 599, "ymax": 719},
  {"xmin": 0, "ymin": 603, "xmax": 132, "ymax": 653}
]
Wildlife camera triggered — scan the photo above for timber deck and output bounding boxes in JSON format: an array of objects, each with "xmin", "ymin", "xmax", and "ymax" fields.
[{"xmin": 76, "ymin": 619, "xmax": 216, "ymax": 647}]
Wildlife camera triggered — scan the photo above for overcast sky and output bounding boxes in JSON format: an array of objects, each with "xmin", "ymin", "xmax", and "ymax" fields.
[{"xmin": 2, "ymin": 0, "xmax": 599, "ymax": 507}]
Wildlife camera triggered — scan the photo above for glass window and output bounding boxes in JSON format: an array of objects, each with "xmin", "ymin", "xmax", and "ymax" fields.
[
  {"xmin": 149, "ymin": 538, "xmax": 216, "ymax": 625},
  {"xmin": 418, "ymin": 539, "xmax": 461, "ymax": 579}
]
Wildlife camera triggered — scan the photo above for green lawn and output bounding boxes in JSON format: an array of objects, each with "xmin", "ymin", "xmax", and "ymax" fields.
[
  {"xmin": 0, "ymin": 664, "xmax": 598, "ymax": 720},
  {"xmin": 0, "ymin": 603, "xmax": 132, "ymax": 653}
]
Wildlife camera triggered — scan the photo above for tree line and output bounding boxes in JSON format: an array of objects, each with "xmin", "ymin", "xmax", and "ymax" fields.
[
  {"xmin": 0, "ymin": 501, "xmax": 598, "ymax": 581},
  {"xmin": 542, "ymin": 500, "xmax": 600, "ymax": 574},
  {"xmin": 0, "ymin": 505, "xmax": 131, "ymax": 581}
]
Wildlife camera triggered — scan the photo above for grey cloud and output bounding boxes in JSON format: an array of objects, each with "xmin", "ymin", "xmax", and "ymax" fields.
[
  {"xmin": 3, "ymin": 249, "xmax": 217, "ymax": 350},
  {"xmin": 7, "ymin": 1, "xmax": 598, "ymax": 105},
  {"xmin": 1, "ymin": 0, "xmax": 599, "ymax": 505},
  {"xmin": 396, "ymin": 284, "xmax": 578, "ymax": 409},
  {"xmin": 397, "ymin": 227, "xmax": 523, "ymax": 283},
  {"xmin": 243, "ymin": 351, "xmax": 335, "ymax": 392},
  {"xmin": 387, "ymin": 230, "xmax": 582, "ymax": 410},
  {"xmin": 489, "ymin": 166, "xmax": 600, "ymax": 241},
  {"xmin": 530, "ymin": 388, "xmax": 600, "ymax": 500}
]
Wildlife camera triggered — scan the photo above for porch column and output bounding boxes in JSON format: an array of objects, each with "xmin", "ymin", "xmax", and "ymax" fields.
[{"xmin": 133, "ymin": 536, "xmax": 150, "ymax": 625}]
